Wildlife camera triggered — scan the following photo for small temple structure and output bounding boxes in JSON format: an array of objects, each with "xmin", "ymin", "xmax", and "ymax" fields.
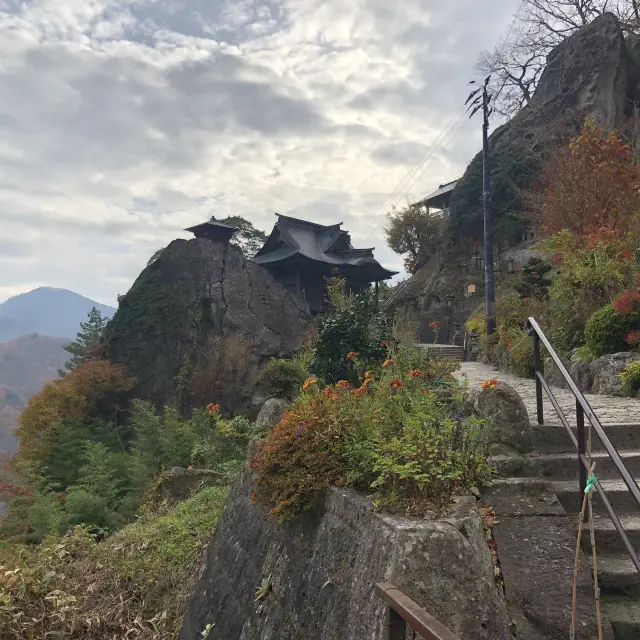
[
  {"xmin": 416, "ymin": 179, "xmax": 459, "ymax": 214},
  {"xmin": 253, "ymin": 214, "xmax": 398, "ymax": 314},
  {"xmin": 184, "ymin": 217, "xmax": 237, "ymax": 245}
]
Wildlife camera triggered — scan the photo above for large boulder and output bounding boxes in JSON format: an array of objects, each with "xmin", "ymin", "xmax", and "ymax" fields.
[
  {"xmin": 255, "ymin": 398, "xmax": 288, "ymax": 430},
  {"xmin": 589, "ymin": 351, "xmax": 640, "ymax": 395},
  {"xmin": 471, "ymin": 381, "xmax": 534, "ymax": 454},
  {"xmin": 179, "ymin": 473, "xmax": 510, "ymax": 640},
  {"xmin": 103, "ymin": 239, "xmax": 312, "ymax": 414}
]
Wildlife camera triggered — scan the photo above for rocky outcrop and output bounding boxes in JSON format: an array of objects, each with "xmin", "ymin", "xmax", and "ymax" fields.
[
  {"xmin": 393, "ymin": 14, "xmax": 640, "ymax": 331},
  {"xmin": 103, "ymin": 239, "xmax": 311, "ymax": 414},
  {"xmin": 544, "ymin": 351, "xmax": 640, "ymax": 396},
  {"xmin": 179, "ymin": 473, "xmax": 511, "ymax": 640},
  {"xmin": 451, "ymin": 12, "xmax": 638, "ymax": 245}
]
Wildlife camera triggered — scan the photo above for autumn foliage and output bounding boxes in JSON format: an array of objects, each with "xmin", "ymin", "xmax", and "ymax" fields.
[
  {"xmin": 530, "ymin": 119, "xmax": 640, "ymax": 240},
  {"xmin": 15, "ymin": 359, "xmax": 134, "ymax": 462}
]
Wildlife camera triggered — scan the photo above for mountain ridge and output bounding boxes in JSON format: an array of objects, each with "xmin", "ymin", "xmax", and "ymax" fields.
[{"xmin": 0, "ymin": 287, "xmax": 115, "ymax": 342}]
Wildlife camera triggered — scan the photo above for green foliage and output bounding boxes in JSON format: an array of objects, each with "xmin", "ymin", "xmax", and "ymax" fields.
[
  {"xmin": 130, "ymin": 400, "xmax": 248, "ymax": 476},
  {"xmin": 251, "ymin": 350, "xmax": 490, "ymax": 522},
  {"xmin": 310, "ymin": 288, "xmax": 391, "ymax": 384},
  {"xmin": 450, "ymin": 139, "xmax": 539, "ymax": 246},
  {"xmin": 255, "ymin": 358, "xmax": 308, "ymax": 400},
  {"xmin": 0, "ymin": 487, "xmax": 228, "ymax": 639},
  {"xmin": 620, "ymin": 361, "xmax": 640, "ymax": 397},
  {"xmin": 62, "ymin": 488, "xmax": 113, "ymax": 532},
  {"xmin": 59, "ymin": 307, "xmax": 109, "ymax": 375},
  {"xmin": 514, "ymin": 258, "xmax": 552, "ymax": 300},
  {"xmin": 384, "ymin": 203, "xmax": 445, "ymax": 273},
  {"xmin": 508, "ymin": 331, "xmax": 535, "ymax": 378},
  {"xmin": 3, "ymin": 397, "xmax": 247, "ymax": 541},
  {"xmin": 218, "ymin": 215, "xmax": 268, "ymax": 258},
  {"xmin": 585, "ymin": 305, "xmax": 640, "ymax": 358}
]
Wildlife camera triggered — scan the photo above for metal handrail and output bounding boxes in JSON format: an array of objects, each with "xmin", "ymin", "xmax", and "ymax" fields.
[
  {"xmin": 376, "ymin": 583, "xmax": 459, "ymax": 640},
  {"xmin": 527, "ymin": 316, "xmax": 640, "ymax": 574}
]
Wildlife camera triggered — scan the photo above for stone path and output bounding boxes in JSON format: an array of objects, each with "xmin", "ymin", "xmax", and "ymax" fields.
[{"xmin": 457, "ymin": 361, "xmax": 640, "ymax": 425}]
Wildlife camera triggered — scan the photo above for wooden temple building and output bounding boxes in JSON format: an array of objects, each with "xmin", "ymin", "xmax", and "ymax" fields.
[
  {"xmin": 184, "ymin": 218, "xmax": 237, "ymax": 245},
  {"xmin": 253, "ymin": 214, "xmax": 397, "ymax": 314},
  {"xmin": 185, "ymin": 214, "xmax": 398, "ymax": 314}
]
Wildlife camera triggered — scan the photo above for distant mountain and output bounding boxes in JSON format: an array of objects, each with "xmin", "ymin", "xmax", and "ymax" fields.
[
  {"xmin": 0, "ymin": 335, "xmax": 69, "ymax": 457},
  {"xmin": 0, "ymin": 287, "xmax": 115, "ymax": 342},
  {"xmin": 0, "ymin": 334, "xmax": 69, "ymax": 456}
]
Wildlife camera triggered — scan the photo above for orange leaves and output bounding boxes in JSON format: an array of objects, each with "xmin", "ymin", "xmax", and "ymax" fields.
[
  {"xmin": 16, "ymin": 359, "xmax": 134, "ymax": 462},
  {"xmin": 530, "ymin": 119, "xmax": 640, "ymax": 241}
]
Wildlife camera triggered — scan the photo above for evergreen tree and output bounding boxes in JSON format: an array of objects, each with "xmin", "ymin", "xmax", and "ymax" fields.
[
  {"xmin": 217, "ymin": 215, "xmax": 268, "ymax": 258},
  {"xmin": 59, "ymin": 307, "xmax": 109, "ymax": 375}
]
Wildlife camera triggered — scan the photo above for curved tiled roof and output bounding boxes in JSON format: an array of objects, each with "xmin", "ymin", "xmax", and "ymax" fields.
[{"xmin": 254, "ymin": 214, "xmax": 397, "ymax": 280}]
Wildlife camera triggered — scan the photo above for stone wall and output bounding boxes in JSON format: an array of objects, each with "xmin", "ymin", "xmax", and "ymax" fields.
[{"xmin": 179, "ymin": 473, "xmax": 511, "ymax": 640}]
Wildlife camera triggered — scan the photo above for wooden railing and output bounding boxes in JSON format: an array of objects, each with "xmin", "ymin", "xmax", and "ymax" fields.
[{"xmin": 376, "ymin": 583, "xmax": 459, "ymax": 640}]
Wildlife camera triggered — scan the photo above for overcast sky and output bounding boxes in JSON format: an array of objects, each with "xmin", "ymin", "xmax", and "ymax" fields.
[{"xmin": 0, "ymin": 0, "xmax": 520, "ymax": 307}]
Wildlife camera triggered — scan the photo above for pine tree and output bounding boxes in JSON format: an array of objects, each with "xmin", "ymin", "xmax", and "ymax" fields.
[{"xmin": 59, "ymin": 307, "xmax": 109, "ymax": 375}]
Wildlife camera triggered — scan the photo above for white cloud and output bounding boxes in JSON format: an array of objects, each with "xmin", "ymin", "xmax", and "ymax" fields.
[{"xmin": 0, "ymin": 0, "xmax": 520, "ymax": 306}]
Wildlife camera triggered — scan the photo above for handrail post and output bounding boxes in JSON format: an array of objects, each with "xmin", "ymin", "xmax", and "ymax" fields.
[
  {"xmin": 533, "ymin": 331, "xmax": 544, "ymax": 425},
  {"xmin": 388, "ymin": 606, "xmax": 406, "ymax": 640},
  {"xmin": 576, "ymin": 400, "xmax": 587, "ymax": 500}
]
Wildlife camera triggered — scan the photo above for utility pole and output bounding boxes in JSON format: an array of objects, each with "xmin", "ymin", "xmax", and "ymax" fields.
[{"xmin": 466, "ymin": 76, "xmax": 496, "ymax": 336}]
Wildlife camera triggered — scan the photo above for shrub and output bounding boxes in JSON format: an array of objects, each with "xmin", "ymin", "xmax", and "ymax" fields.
[
  {"xmin": 310, "ymin": 289, "xmax": 391, "ymax": 384},
  {"xmin": 509, "ymin": 331, "xmax": 535, "ymax": 378},
  {"xmin": 250, "ymin": 352, "xmax": 490, "ymax": 523},
  {"xmin": 620, "ymin": 361, "xmax": 640, "ymax": 397},
  {"xmin": 255, "ymin": 358, "xmax": 308, "ymax": 399},
  {"xmin": 585, "ymin": 305, "xmax": 640, "ymax": 358},
  {"xmin": 0, "ymin": 487, "xmax": 228, "ymax": 639}
]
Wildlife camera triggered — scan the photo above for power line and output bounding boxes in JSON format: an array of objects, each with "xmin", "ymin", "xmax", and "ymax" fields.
[
  {"xmin": 351, "ymin": 107, "xmax": 468, "ymax": 241},
  {"xmin": 356, "ymin": 115, "xmax": 470, "ymax": 242}
]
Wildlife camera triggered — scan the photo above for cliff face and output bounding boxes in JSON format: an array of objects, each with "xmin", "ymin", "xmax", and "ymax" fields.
[
  {"xmin": 103, "ymin": 239, "xmax": 311, "ymax": 414},
  {"xmin": 450, "ymin": 12, "xmax": 638, "ymax": 245},
  {"xmin": 394, "ymin": 13, "xmax": 638, "ymax": 323},
  {"xmin": 179, "ymin": 472, "xmax": 510, "ymax": 640}
]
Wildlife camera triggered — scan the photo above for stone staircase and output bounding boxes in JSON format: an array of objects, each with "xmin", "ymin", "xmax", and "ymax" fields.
[
  {"xmin": 492, "ymin": 422, "xmax": 640, "ymax": 639},
  {"xmin": 416, "ymin": 343, "xmax": 465, "ymax": 361}
]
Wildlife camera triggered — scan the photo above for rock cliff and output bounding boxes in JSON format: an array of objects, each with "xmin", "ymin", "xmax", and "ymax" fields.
[
  {"xmin": 179, "ymin": 472, "xmax": 510, "ymax": 640},
  {"xmin": 393, "ymin": 13, "xmax": 639, "ymax": 329},
  {"xmin": 451, "ymin": 12, "xmax": 638, "ymax": 245},
  {"xmin": 103, "ymin": 239, "xmax": 311, "ymax": 414}
]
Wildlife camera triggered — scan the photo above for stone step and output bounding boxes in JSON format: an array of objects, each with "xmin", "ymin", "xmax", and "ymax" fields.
[
  {"xmin": 492, "ymin": 450, "xmax": 640, "ymax": 481},
  {"xmin": 602, "ymin": 597, "xmax": 640, "ymax": 640},
  {"xmin": 553, "ymin": 479, "xmax": 640, "ymax": 516},
  {"xmin": 577, "ymin": 514, "xmax": 640, "ymax": 556},
  {"xmin": 593, "ymin": 555, "xmax": 640, "ymax": 598},
  {"xmin": 532, "ymin": 423, "xmax": 640, "ymax": 455}
]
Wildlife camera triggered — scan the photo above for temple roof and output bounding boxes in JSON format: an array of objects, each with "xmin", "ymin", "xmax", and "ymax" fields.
[
  {"xmin": 185, "ymin": 218, "xmax": 237, "ymax": 243},
  {"xmin": 254, "ymin": 214, "xmax": 398, "ymax": 281},
  {"xmin": 417, "ymin": 179, "xmax": 459, "ymax": 210}
]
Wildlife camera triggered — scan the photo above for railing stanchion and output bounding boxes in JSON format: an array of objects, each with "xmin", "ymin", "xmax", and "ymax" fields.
[
  {"xmin": 576, "ymin": 400, "xmax": 587, "ymax": 501},
  {"xmin": 533, "ymin": 332, "xmax": 544, "ymax": 425},
  {"xmin": 388, "ymin": 606, "xmax": 406, "ymax": 640}
]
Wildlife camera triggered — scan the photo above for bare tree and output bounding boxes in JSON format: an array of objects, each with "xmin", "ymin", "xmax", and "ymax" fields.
[{"xmin": 478, "ymin": 0, "xmax": 639, "ymax": 118}]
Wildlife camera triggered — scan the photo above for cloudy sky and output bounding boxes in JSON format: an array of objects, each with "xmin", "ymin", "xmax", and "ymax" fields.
[{"xmin": 0, "ymin": 0, "xmax": 519, "ymax": 307}]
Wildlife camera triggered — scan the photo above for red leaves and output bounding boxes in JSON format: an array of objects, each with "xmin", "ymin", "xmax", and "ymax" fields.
[
  {"xmin": 530, "ymin": 119, "xmax": 640, "ymax": 242},
  {"xmin": 613, "ymin": 291, "xmax": 640, "ymax": 316}
]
